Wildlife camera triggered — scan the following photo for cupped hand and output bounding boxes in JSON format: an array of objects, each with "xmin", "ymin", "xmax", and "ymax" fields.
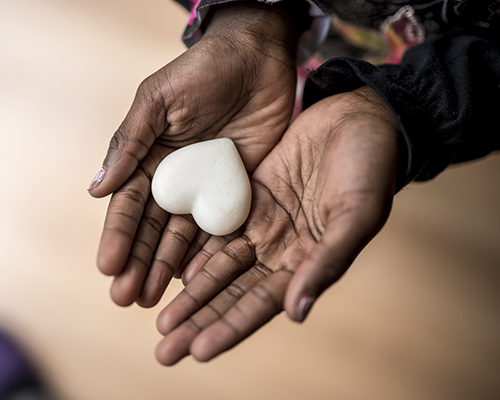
[
  {"xmin": 88, "ymin": 3, "xmax": 299, "ymax": 307},
  {"xmin": 155, "ymin": 86, "xmax": 401, "ymax": 365}
]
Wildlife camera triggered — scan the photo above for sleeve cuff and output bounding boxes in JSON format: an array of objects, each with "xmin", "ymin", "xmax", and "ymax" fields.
[
  {"xmin": 303, "ymin": 33, "xmax": 500, "ymax": 190},
  {"xmin": 181, "ymin": 0, "xmax": 331, "ymax": 65}
]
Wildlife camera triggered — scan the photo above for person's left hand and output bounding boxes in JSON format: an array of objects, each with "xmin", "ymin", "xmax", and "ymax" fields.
[
  {"xmin": 89, "ymin": 2, "xmax": 299, "ymax": 308},
  {"xmin": 154, "ymin": 86, "xmax": 402, "ymax": 365}
]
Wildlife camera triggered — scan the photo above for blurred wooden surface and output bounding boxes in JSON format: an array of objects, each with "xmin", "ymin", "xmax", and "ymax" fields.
[{"xmin": 1, "ymin": 1, "xmax": 499, "ymax": 399}]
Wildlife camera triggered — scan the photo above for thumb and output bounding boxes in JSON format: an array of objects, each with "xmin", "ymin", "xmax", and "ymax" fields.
[
  {"xmin": 284, "ymin": 200, "xmax": 391, "ymax": 323},
  {"xmin": 87, "ymin": 77, "xmax": 169, "ymax": 198}
]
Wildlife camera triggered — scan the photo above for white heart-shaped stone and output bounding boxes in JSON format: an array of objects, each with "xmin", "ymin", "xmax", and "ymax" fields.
[{"xmin": 151, "ymin": 138, "xmax": 251, "ymax": 236}]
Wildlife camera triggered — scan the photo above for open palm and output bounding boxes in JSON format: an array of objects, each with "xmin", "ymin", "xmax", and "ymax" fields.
[
  {"xmin": 89, "ymin": 4, "xmax": 298, "ymax": 307},
  {"xmin": 155, "ymin": 87, "xmax": 401, "ymax": 365}
]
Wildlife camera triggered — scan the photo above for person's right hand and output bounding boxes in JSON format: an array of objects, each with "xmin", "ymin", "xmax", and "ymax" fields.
[
  {"xmin": 155, "ymin": 86, "xmax": 400, "ymax": 365},
  {"xmin": 88, "ymin": 3, "xmax": 300, "ymax": 308}
]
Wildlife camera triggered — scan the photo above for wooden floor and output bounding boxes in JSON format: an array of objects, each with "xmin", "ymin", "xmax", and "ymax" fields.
[{"xmin": 1, "ymin": 1, "xmax": 499, "ymax": 399}]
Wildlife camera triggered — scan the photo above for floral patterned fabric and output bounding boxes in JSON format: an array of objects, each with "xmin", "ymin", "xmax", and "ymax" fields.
[{"xmin": 176, "ymin": 0, "xmax": 500, "ymax": 63}]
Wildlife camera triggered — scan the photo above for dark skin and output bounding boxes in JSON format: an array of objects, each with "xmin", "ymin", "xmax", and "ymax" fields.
[
  {"xmin": 155, "ymin": 86, "xmax": 399, "ymax": 364},
  {"xmin": 89, "ymin": 3, "xmax": 298, "ymax": 307},
  {"xmin": 89, "ymin": 4, "xmax": 401, "ymax": 365}
]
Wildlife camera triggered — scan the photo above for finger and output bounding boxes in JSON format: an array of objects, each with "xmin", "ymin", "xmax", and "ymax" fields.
[
  {"xmin": 156, "ymin": 236, "xmax": 256, "ymax": 335},
  {"xmin": 181, "ymin": 229, "xmax": 242, "ymax": 285},
  {"xmin": 96, "ymin": 145, "xmax": 170, "ymax": 277},
  {"xmin": 135, "ymin": 215, "xmax": 199, "ymax": 308},
  {"xmin": 109, "ymin": 196, "xmax": 169, "ymax": 306},
  {"xmin": 284, "ymin": 198, "xmax": 389, "ymax": 323},
  {"xmin": 156, "ymin": 264, "xmax": 265, "ymax": 366},
  {"xmin": 174, "ymin": 230, "xmax": 211, "ymax": 280},
  {"xmin": 281, "ymin": 98, "xmax": 399, "ymax": 322},
  {"xmin": 88, "ymin": 75, "xmax": 170, "ymax": 198},
  {"xmin": 190, "ymin": 269, "xmax": 292, "ymax": 362},
  {"xmin": 97, "ymin": 169, "xmax": 150, "ymax": 276}
]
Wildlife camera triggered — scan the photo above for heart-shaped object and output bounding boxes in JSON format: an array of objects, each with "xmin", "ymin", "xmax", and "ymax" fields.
[{"xmin": 151, "ymin": 138, "xmax": 252, "ymax": 236}]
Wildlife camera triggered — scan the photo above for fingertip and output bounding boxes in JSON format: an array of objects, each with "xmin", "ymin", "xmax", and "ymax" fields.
[
  {"xmin": 296, "ymin": 294, "xmax": 316, "ymax": 323},
  {"xmin": 135, "ymin": 269, "xmax": 171, "ymax": 309},
  {"xmin": 190, "ymin": 335, "xmax": 215, "ymax": 363},
  {"xmin": 88, "ymin": 157, "xmax": 142, "ymax": 198},
  {"xmin": 283, "ymin": 254, "xmax": 330, "ymax": 323},
  {"xmin": 87, "ymin": 165, "xmax": 122, "ymax": 198},
  {"xmin": 283, "ymin": 236, "xmax": 349, "ymax": 323},
  {"xmin": 135, "ymin": 296, "xmax": 159, "ymax": 309},
  {"xmin": 155, "ymin": 347, "xmax": 180, "ymax": 366},
  {"xmin": 136, "ymin": 286, "xmax": 162, "ymax": 308},
  {"xmin": 110, "ymin": 276, "xmax": 139, "ymax": 307},
  {"xmin": 283, "ymin": 268, "xmax": 306, "ymax": 322},
  {"xmin": 136, "ymin": 271, "xmax": 168, "ymax": 308},
  {"xmin": 155, "ymin": 337, "xmax": 189, "ymax": 366},
  {"xmin": 181, "ymin": 268, "xmax": 194, "ymax": 286},
  {"xmin": 87, "ymin": 186, "xmax": 109, "ymax": 199},
  {"xmin": 156, "ymin": 295, "xmax": 196, "ymax": 335},
  {"xmin": 110, "ymin": 293, "xmax": 135, "ymax": 307},
  {"xmin": 97, "ymin": 253, "xmax": 118, "ymax": 277},
  {"xmin": 155, "ymin": 344, "xmax": 172, "ymax": 366},
  {"xmin": 191, "ymin": 321, "xmax": 237, "ymax": 363},
  {"xmin": 87, "ymin": 166, "xmax": 106, "ymax": 195},
  {"xmin": 156, "ymin": 307, "xmax": 175, "ymax": 335},
  {"xmin": 97, "ymin": 239, "xmax": 127, "ymax": 277},
  {"xmin": 156, "ymin": 321, "xmax": 200, "ymax": 366},
  {"xmin": 181, "ymin": 255, "xmax": 209, "ymax": 285},
  {"xmin": 284, "ymin": 284, "xmax": 315, "ymax": 323}
]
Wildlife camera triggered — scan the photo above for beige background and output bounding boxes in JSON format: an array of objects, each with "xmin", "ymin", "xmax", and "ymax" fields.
[{"xmin": 1, "ymin": 1, "xmax": 499, "ymax": 399}]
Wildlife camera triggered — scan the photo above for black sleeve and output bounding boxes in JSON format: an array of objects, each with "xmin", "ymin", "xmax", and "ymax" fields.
[
  {"xmin": 303, "ymin": 31, "xmax": 500, "ymax": 189},
  {"xmin": 173, "ymin": 0, "xmax": 191, "ymax": 12}
]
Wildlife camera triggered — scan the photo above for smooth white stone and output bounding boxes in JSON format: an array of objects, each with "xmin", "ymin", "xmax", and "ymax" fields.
[{"xmin": 151, "ymin": 138, "xmax": 251, "ymax": 236}]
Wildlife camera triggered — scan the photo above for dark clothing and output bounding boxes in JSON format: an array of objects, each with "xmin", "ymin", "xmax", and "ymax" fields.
[
  {"xmin": 176, "ymin": 0, "xmax": 500, "ymax": 187},
  {"xmin": 305, "ymin": 33, "xmax": 500, "ymax": 187}
]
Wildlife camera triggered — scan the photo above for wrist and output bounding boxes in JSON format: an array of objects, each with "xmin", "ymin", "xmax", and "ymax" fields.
[{"xmin": 202, "ymin": 2, "xmax": 304, "ymax": 60}]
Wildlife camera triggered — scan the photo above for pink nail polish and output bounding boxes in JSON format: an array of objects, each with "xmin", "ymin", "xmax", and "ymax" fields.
[
  {"xmin": 297, "ymin": 294, "xmax": 315, "ymax": 323},
  {"xmin": 88, "ymin": 166, "xmax": 105, "ymax": 190}
]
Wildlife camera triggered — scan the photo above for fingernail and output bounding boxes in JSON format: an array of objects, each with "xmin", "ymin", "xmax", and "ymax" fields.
[
  {"xmin": 297, "ymin": 294, "xmax": 315, "ymax": 323},
  {"xmin": 88, "ymin": 166, "xmax": 105, "ymax": 190}
]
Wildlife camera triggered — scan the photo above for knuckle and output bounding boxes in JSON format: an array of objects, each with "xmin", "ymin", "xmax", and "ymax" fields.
[
  {"xmin": 109, "ymin": 125, "xmax": 127, "ymax": 151},
  {"xmin": 136, "ymin": 75, "xmax": 154, "ymax": 98},
  {"xmin": 118, "ymin": 185, "xmax": 147, "ymax": 208},
  {"xmin": 183, "ymin": 287, "xmax": 203, "ymax": 308},
  {"xmin": 249, "ymin": 284, "xmax": 281, "ymax": 313},
  {"xmin": 128, "ymin": 254, "xmax": 150, "ymax": 270},
  {"xmin": 199, "ymin": 268, "xmax": 221, "ymax": 285},
  {"xmin": 132, "ymin": 237, "xmax": 155, "ymax": 256},
  {"xmin": 225, "ymin": 282, "xmax": 246, "ymax": 301},
  {"xmin": 152, "ymin": 258, "xmax": 176, "ymax": 275},
  {"xmin": 186, "ymin": 317, "xmax": 203, "ymax": 333},
  {"xmin": 137, "ymin": 75, "xmax": 164, "ymax": 106},
  {"xmin": 142, "ymin": 214, "xmax": 164, "ymax": 236},
  {"xmin": 165, "ymin": 227, "xmax": 191, "ymax": 248},
  {"xmin": 205, "ymin": 303, "xmax": 223, "ymax": 319},
  {"xmin": 221, "ymin": 246, "xmax": 244, "ymax": 270},
  {"xmin": 252, "ymin": 262, "xmax": 272, "ymax": 278}
]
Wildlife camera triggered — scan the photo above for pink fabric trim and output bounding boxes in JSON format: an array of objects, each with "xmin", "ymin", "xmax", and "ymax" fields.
[
  {"xmin": 292, "ymin": 54, "xmax": 324, "ymax": 121},
  {"xmin": 188, "ymin": 0, "xmax": 201, "ymax": 24}
]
